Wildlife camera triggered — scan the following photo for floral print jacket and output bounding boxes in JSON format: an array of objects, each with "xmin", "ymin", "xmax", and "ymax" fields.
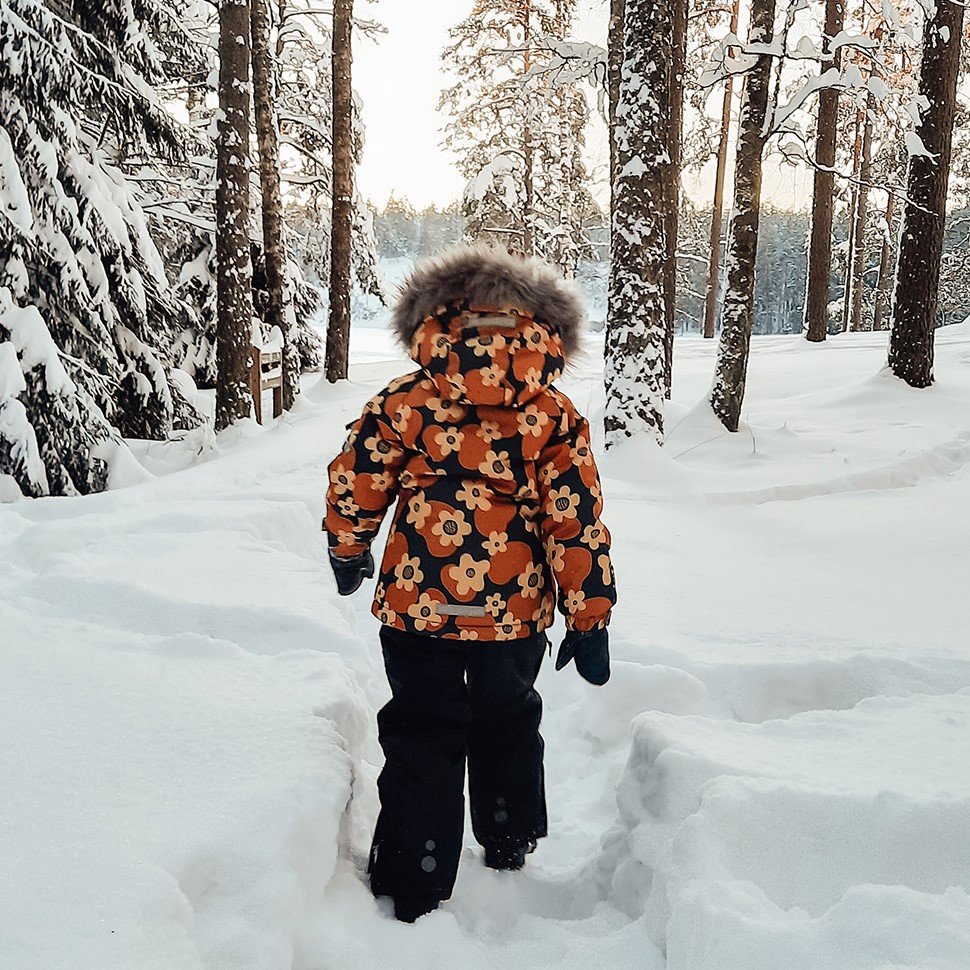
[{"xmin": 324, "ymin": 248, "xmax": 616, "ymax": 641}]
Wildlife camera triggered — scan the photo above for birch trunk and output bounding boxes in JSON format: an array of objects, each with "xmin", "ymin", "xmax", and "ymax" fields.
[
  {"xmin": 325, "ymin": 0, "xmax": 353, "ymax": 383},
  {"xmin": 251, "ymin": 0, "xmax": 298, "ymax": 409},
  {"xmin": 803, "ymin": 0, "xmax": 846, "ymax": 342},
  {"xmin": 215, "ymin": 0, "xmax": 255, "ymax": 430},
  {"xmin": 604, "ymin": 0, "xmax": 671, "ymax": 447},
  {"xmin": 889, "ymin": 0, "xmax": 965, "ymax": 387},
  {"xmin": 709, "ymin": 0, "xmax": 776, "ymax": 432},
  {"xmin": 702, "ymin": 0, "xmax": 740, "ymax": 341}
]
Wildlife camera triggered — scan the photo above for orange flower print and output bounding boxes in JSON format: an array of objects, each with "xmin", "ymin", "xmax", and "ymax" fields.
[
  {"xmin": 393, "ymin": 554, "xmax": 424, "ymax": 591},
  {"xmin": 363, "ymin": 434, "xmax": 401, "ymax": 465},
  {"xmin": 523, "ymin": 367, "xmax": 544, "ymax": 392},
  {"xmin": 522, "ymin": 323, "xmax": 550, "ymax": 353},
  {"xmin": 376, "ymin": 605, "xmax": 398, "ymax": 626},
  {"xmin": 546, "ymin": 486, "xmax": 580, "ymax": 523},
  {"xmin": 456, "ymin": 480, "xmax": 492, "ymax": 512},
  {"xmin": 446, "ymin": 373, "xmax": 468, "ymax": 397},
  {"xmin": 517, "ymin": 563, "xmax": 543, "ymax": 599},
  {"xmin": 517, "ymin": 404, "xmax": 550, "ymax": 437},
  {"xmin": 472, "ymin": 332, "xmax": 507, "ymax": 357},
  {"xmin": 447, "ymin": 554, "xmax": 489, "ymax": 596},
  {"xmin": 370, "ymin": 472, "xmax": 393, "ymax": 493},
  {"xmin": 483, "ymin": 531, "xmax": 508, "ymax": 556},
  {"xmin": 406, "ymin": 493, "xmax": 432, "ymax": 529},
  {"xmin": 495, "ymin": 612, "xmax": 523, "ymax": 641},
  {"xmin": 431, "ymin": 508, "xmax": 472, "ymax": 548},
  {"xmin": 571, "ymin": 435, "xmax": 594, "ymax": 467},
  {"xmin": 330, "ymin": 462, "xmax": 355, "ymax": 495},
  {"xmin": 428, "ymin": 397, "xmax": 466, "ymax": 423},
  {"xmin": 582, "ymin": 523, "xmax": 607, "ymax": 550},
  {"xmin": 479, "ymin": 363, "xmax": 504, "ymax": 388},
  {"xmin": 458, "ymin": 629, "xmax": 480, "ymax": 641},
  {"xmin": 564, "ymin": 590, "xmax": 587, "ymax": 615},
  {"xmin": 434, "ymin": 426, "xmax": 464, "ymax": 457},
  {"xmin": 478, "ymin": 420, "xmax": 501, "ymax": 442},
  {"xmin": 538, "ymin": 463, "xmax": 559, "ymax": 486},
  {"xmin": 545, "ymin": 538, "xmax": 566, "ymax": 572},
  {"xmin": 479, "ymin": 450, "xmax": 514, "ymax": 481},
  {"xmin": 598, "ymin": 553, "xmax": 613, "ymax": 586},
  {"xmin": 485, "ymin": 593, "xmax": 506, "ymax": 617},
  {"xmin": 390, "ymin": 404, "xmax": 413, "ymax": 433},
  {"xmin": 337, "ymin": 496, "xmax": 359, "ymax": 517},
  {"xmin": 429, "ymin": 332, "xmax": 451, "ymax": 359},
  {"xmin": 408, "ymin": 593, "xmax": 443, "ymax": 631}
]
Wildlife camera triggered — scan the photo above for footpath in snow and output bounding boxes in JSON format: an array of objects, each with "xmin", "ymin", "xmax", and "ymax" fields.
[{"xmin": 2, "ymin": 323, "xmax": 970, "ymax": 969}]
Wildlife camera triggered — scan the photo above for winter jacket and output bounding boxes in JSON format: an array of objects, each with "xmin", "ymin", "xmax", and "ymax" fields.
[{"xmin": 324, "ymin": 245, "xmax": 616, "ymax": 641}]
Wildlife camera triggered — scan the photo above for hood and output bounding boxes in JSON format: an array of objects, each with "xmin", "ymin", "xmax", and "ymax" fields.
[{"xmin": 391, "ymin": 244, "xmax": 585, "ymax": 359}]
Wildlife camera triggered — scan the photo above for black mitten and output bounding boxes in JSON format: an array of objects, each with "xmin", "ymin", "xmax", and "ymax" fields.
[
  {"xmin": 555, "ymin": 627, "xmax": 610, "ymax": 686},
  {"xmin": 328, "ymin": 548, "xmax": 375, "ymax": 596}
]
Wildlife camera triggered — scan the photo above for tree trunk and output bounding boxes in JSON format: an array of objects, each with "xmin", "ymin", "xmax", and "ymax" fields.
[
  {"xmin": 849, "ymin": 96, "xmax": 874, "ymax": 332},
  {"xmin": 663, "ymin": 0, "xmax": 687, "ymax": 396},
  {"xmin": 251, "ymin": 0, "xmax": 298, "ymax": 409},
  {"xmin": 702, "ymin": 0, "xmax": 740, "ymax": 341},
  {"xmin": 604, "ymin": 0, "xmax": 671, "ymax": 447},
  {"xmin": 872, "ymin": 190, "xmax": 896, "ymax": 331},
  {"xmin": 522, "ymin": 0, "xmax": 535, "ymax": 257},
  {"xmin": 803, "ymin": 0, "xmax": 846, "ymax": 342},
  {"xmin": 326, "ymin": 0, "xmax": 353, "ymax": 383},
  {"xmin": 709, "ymin": 0, "xmax": 776, "ymax": 432},
  {"xmin": 608, "ymin": 0, "xmax": 625, "ymax": 190},
  {"xmin": 840, "ymin": 105, "xmax": 864, "ymax": 332},
  {"xmin": 215, "ymin": 0, "xmax": 255, "ymax": 430},
  {"xmin": 889, "ymin": 0, "xmax": 965, "ymax": 386}
]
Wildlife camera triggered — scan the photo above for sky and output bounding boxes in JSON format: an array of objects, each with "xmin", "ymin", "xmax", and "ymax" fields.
[{"xmin": 353, "ymin": 0, "xmax": 813, "ymax": 212}]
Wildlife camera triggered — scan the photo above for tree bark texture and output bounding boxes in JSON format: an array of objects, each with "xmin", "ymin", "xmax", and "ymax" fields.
[
  {"xmin": 607, "ymin": 0, "xmax": 625, "ymax": 190},
  {"xmin": 251, "ymin": 0, "xmax": 298, "ymax": 409},
  {"xmin": 216, "ymin": 0, "xmax": 256, "ymax": 430},
  {"xmin": 872, "ymin": 190, "xmax": 896, "ymax": 331},
  {"xmin": 889, "ymin": 0, "xmax": 966, "ymax": 387},
  {"xmin": 709, "ymin": 0, "xmax": 776, "ymax": 432},
  {"xmin": 840, "ymin": 106, "xmax": 864, "ymax": 332},
  {"xmin": 326, "ymin": 0, "xmax": 354, "ymax": 383},
  {"xmin": 702, "ymin": 0, "xmax": 740, "ymax": 341},
  {"xmin": 849, "ymin": 95, "xmax": 874, "ymax": 333},
  {"xmin": 803, "ymin": 0, "xmax": 846, "ymax": 342},
  {"xmin": 663, "ymin": 0, "xmax": 688, "ymax": 396},
  {"xmin": 522, "ymin": 0, "xmax": 535, "ymax": 257},
  {"xmin": 604, "ymin": 0, "xmax": 671, "ymax": 447}
]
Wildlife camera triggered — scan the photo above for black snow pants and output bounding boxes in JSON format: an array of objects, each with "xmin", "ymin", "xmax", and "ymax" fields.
[{"xmin": 367, "ymin": 625, "xmax": 548, "ymax": 903}]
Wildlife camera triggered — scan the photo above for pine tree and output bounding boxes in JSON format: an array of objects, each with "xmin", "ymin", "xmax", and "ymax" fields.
[
  {"xmin": 0, "ymin": 0, "xmax": 202, "ymax": 497},
  {"xmin": 709, "ymin": 0, "xmax": 777, "ymax": 432},
  {"xmin": 604, "ymin": 0, "xmax": 671, "ymax": 447},
  {"xmin": 440, "ymin": 0, "xmax": 594, "ymax": 273},
  {"xmin": 889, "ymin": 0, "xmax": 966, "ymax": 386},
  {"xmin": 325, "ymin": 0, "xmax": 354, "ymax": 383}
]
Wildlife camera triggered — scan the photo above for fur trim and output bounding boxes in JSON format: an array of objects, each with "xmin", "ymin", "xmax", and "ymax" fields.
[{"xmin": 391, "ymin": 244, "xmax": 585, "ymax": 358}]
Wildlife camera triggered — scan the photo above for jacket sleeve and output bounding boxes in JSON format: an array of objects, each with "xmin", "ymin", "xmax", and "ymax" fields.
[
  {"xmin": 537, "ymin": 407, "xmax": 616, "ymax": 632},
  {"xmin": 324, "ymin": 393, "xmax": 407, "ymax": 559}
]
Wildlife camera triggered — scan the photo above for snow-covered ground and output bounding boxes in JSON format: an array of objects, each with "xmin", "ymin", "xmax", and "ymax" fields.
[{"xmin": 3, "ymin": 319, "xmax": 969, "ymax": 969}]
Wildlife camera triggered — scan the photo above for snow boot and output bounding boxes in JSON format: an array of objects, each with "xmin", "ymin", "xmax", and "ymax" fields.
[
  {"xmin": 393, "ymin": 896, "xmax": 439, "ymax": 923},
  {"xmin": 483, "ymin": 838, "xmax": 537, "ymax": 872}
]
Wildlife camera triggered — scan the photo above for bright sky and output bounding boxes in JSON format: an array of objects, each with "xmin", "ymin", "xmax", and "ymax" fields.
[{"xmin": 354, "ymin": 0, "xmax": 812, "ymax": 212}]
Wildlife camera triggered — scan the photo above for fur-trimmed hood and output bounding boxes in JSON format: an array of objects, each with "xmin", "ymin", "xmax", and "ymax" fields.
[{"xmin": 390, "ymin": 245, "xmax": 585, "ymax": 359}]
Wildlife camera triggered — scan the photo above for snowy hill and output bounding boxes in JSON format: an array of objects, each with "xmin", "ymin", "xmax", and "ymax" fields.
[{"xmin": 2, "ymin": 324, "xmax": 969, "ymax": 969}]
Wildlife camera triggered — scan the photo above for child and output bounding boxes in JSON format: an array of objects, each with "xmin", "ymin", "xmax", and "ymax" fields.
[{"xmin": 324, "ymin": 245, "xmax": 616, "ymax": 922}]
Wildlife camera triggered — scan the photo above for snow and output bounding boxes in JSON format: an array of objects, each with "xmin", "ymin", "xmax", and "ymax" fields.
[{"xmin": 2, "ymin": 321, "xmax": 970, "ymax": 967}]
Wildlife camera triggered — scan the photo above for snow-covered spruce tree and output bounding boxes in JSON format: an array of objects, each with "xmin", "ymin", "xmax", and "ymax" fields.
[
  {"xmin": 604, "ymin": 0, "xmax": 671, "ymax": 447},
  {"xmin": 440, "ymin": 0, "xmax": 595, "ymax": 274},
  {"xmin": 888, "ymin": 0, "xmax": 966, "ymax": 386},
  {"xmin": 215, "ymin": 0, "xmax": 255, "ymax": 429},
  {"xmin": 709, "ymin": 0, "xmax": 777, "ymax": 432},
  {"xmin": 0, "ymin": 0, "xmax": 203, "ymax": 498}
]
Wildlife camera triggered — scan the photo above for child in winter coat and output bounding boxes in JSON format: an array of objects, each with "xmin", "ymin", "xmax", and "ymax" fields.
[{"xmin": 324, "ymin": 245, "xmax": 616, "ymax": 923}]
